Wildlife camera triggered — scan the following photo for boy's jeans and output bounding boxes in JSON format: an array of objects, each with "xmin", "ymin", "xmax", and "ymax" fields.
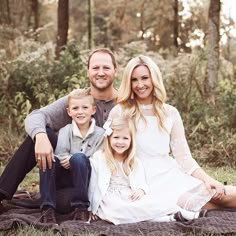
[{"xmin": 39, "ymin": 153, "xmax": 91, "ymax": 211}]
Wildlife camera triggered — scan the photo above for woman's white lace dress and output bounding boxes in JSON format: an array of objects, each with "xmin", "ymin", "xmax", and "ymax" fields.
[{"xmin": 109, "ymin": 104, "xmax": 214, "ymax": 215}]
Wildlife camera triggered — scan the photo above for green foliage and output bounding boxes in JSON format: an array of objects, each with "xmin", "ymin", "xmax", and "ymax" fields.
[
  {"xmin": 0, "ymin": 41, "xmax": 88, "ymax": 132},
  {"xmin": 0, "ymin": 41, "xmax": 235, "ymax": 167},
  {"xmin": 162, "ymin": 49, "xmax": 236, "ymax": 167}
]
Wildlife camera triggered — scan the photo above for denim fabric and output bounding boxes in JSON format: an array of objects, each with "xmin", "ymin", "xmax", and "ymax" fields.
[
  {"xmin": 0, "ymin": 128, "xmax": 57, "ymax": 200},
  {"xmin": 40, "ymin": 153, "xmax": 91, "ymax": 210}
]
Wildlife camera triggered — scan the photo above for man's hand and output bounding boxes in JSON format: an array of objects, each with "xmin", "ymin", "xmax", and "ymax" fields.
[{"xmin": 35, "ymin": 133, "xmax": 55, "ymax": 172}]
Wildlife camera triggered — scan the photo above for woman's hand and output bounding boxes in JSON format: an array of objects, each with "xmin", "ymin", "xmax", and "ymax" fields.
[
  {"xmin": 192, "ymin": 168, "xmax": 226, "ymax": 200},
  {"xmin": 129, "ymin": 189, "xmax": 145, "ymax": 201},
  {"xmin": 204, "ymin": 179, "xmax": 226, "ymax": 200}
]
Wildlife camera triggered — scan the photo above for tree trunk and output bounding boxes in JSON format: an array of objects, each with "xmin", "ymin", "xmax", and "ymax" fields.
[
  {"xmin": 31, "ymin": 0, "xmax": 39, "ymax": 40},
  {"xmin": 56, "ymin": 0, "xmax": 69, "ymax": 59},
  {"xmin": 204, "ymin": 0, "xmax": 220, "ymax": 105},
  {"xmin": 173, "ymin": 0, "xmax": 178, "ymax": 48},
  {"xmin": 6, "ymin": 0, "xmax": 11, "ymax": 24},
  {"xmin": 87, "ymin": 0, "xmax": 94, "ymax": 49}
]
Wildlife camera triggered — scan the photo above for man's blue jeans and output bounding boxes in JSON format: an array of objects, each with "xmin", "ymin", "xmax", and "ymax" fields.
[{"xmin": 39, "ymin": 153, "xmax": 91, "ymax": 211}]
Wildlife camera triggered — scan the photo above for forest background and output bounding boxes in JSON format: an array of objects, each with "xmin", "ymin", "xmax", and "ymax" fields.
[{"xmin": 0, "ymin": 0, "xmax": 235, "ymax": 170}]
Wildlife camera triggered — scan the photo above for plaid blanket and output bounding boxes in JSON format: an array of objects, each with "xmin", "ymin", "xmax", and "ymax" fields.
[{"xmin": 1, "ymin": 199, "xmax": 236, "ymax": 235}]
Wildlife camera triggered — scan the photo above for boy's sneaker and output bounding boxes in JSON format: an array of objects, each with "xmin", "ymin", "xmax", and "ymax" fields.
[
  {"xmin": 40, "ymin": 207, "xmax": 57, "ymax": 225},
  {"xmin": 72, "ymin": 208, "xmax": 89, "ymax": 221}
]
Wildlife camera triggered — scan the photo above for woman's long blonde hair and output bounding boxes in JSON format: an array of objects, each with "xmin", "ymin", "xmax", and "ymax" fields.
[
  {"xmin": 103, "ymin": 116, "xmax": 137, "ymax": 176},
  {"xmin": 117, "ymin": 55, "xmax": 167, "ymax": 130}
]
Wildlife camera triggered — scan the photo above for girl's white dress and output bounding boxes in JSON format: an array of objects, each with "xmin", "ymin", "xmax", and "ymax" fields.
[
  {"xmin": 95, "ymin": 160, "xmax": 172, "ymax": 224},
  {"xmin": 109, "ymin": 104, "xmax": 214, "ymax": 215}
]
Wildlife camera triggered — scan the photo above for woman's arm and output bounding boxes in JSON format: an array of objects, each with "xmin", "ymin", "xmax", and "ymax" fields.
[
  {"xmin": 169, "ymin": 106, "xmax": 225, "ymax": 200},
  {"xmin": 169, "ymin": 106, "xmax": 200, "ymax": 174},
  {"xmin": 191, "ymin": 168, "xmax": 225, "ymax": 200}
]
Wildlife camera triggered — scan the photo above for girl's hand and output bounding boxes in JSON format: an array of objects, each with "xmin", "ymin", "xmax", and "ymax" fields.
[
  {"xmin": 204, "ymin": 179, "xmax": 226, "ymax": 200},
  {"xmin": 129, "ymin": 189, "xmax": 145, "ymax": 201},
  {"xmin": 60, "ymin": 156, "xmax": 71, "ymax": 169}
]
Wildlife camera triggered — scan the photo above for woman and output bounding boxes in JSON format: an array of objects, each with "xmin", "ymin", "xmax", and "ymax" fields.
[{"xmin": 109, "ymin": 55, "xmax": 236, "ymax": 217}]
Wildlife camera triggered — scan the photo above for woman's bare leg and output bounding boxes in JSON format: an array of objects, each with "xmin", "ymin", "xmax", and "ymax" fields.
[{"xmin": 204, "ymin": 185, "xmax": 236, "ymax": 209}]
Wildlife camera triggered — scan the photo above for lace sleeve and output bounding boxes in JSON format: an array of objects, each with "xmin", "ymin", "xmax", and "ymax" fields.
[
  {"xmin": 170, "ymin": 107, "xmax": 200, "ymax": 174},
  {"xmin": 108, "ymin": 104, "xmax": 123, "ymax": 119}
]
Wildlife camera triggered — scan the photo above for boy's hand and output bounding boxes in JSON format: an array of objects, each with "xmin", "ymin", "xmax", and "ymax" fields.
[
  {"xmin": 129, "ymin": 189, "xmax": 145, "ymax": 201},
  {"xmin": 60, "ymin": 156, "xmax": 71, "ymax": 169}
]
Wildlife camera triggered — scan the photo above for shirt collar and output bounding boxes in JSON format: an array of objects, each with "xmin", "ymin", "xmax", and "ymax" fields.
[{"xmin": 72, "ymin": 118, "xmax": 96, "ymax": 138}]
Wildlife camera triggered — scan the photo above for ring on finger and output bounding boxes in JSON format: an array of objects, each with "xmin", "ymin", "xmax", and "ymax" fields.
[{"xmin": 37, "ymin": 157, "xmax": 41, "ymax": 161}]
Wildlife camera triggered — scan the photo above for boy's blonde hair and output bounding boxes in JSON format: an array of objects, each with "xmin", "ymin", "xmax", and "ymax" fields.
[
  {"xmin": 68, "ymin": 88, "xmax": 95, "ymax": 106},
  {"xmin": 104, "ymin": 115, "xmax": 137, "ymax": 176}
]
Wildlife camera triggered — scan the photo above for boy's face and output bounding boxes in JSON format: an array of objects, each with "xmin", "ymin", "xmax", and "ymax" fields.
[{"xmin": 67, "ymin": 96, "xmax": 96, "ymax": 128}]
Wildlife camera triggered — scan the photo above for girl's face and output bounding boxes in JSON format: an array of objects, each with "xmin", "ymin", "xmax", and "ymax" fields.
[
  {"xmin": 110, "ymin": 128, "xmax": 131, "ymax": 159},
  {"xmin": 131, "ymin": 65, "xmax": 154, "ymax": 104}
]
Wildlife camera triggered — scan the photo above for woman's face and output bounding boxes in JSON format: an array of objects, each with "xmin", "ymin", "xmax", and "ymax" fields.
[{"xmin": 130, "ymin": 65, "xmax": 154, "ymax": 104}]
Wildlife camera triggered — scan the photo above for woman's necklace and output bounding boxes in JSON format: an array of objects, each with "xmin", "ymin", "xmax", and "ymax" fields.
[{"xmin": 140, "ymin": 104, "xmax": 153, "ymax": 110}]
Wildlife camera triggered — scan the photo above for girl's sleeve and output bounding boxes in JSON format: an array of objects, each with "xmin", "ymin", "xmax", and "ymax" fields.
[
  {"xmin": 170, "ymin": 107, "xmax": 200, "ymax": 175},
  {"xmin": 88, "ymin": 153, "xmax": 99, "ymax": 211}
]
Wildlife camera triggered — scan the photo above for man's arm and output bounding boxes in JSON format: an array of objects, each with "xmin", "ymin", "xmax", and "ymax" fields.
[
  {"xmin": 25, "ymin": 95, "xmax": 70, "ymax": 140},
  {"xmin": 24, "ymin": 95, "xmax": 71, "ymax": 171}
]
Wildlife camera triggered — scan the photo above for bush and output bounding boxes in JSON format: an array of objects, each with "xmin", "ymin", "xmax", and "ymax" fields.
[
  {"xmin": 0, "ymin": 41, "xmax": 89, "ymax": 132},
  {"xmin": 0, "ymin": 41, "xmax": 235, "ymax": 167}
]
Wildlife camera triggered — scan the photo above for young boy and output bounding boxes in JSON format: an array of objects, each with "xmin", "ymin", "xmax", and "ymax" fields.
[{"xmin": 39, "ymin": 88, "xmax": 105, "ymax": 224}]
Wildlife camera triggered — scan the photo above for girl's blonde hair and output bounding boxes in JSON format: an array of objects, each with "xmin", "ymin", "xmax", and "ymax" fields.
[
  {"xmin": 117, "ymin": 55, "xmax": 167, "ymax": 130},
  {"xmin": 104, "ymin": 116, "xmax": 136, "ymax": 176},
  {"xmin": 67, "ymin": 88, "xmax": 95, "ymax": 106}
]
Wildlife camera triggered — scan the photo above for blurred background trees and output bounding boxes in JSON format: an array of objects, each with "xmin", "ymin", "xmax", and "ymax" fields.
[{"xmin": 0, "ymin": 0, "xmax": 235, "ymax": 167}]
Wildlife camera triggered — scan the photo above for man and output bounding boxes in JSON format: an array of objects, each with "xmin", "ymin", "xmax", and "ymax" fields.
[{"xmin": 0, "ymin": 48, "xmax": 118, "ymax": 213}]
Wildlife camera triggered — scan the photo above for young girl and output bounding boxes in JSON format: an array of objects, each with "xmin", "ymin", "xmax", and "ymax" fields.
[{"xmin": 88, "ymin": 116, "xmax": 206, "ymax": 225}]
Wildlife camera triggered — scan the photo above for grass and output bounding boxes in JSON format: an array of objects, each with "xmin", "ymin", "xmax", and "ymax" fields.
[{"xmin": 204, "ymin": 165, "xmax": 236, "ymax": 184}]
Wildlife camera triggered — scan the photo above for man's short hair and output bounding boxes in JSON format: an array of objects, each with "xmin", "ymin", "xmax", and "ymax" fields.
[{"xmin": 87, "ymin": 48, "xmax": 117, "ymax": 69}]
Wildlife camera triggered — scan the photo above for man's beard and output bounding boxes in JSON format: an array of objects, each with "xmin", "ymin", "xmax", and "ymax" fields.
[{"xmin": 91, "ymin": 79, "xmax": 113, "ymax": 91}]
